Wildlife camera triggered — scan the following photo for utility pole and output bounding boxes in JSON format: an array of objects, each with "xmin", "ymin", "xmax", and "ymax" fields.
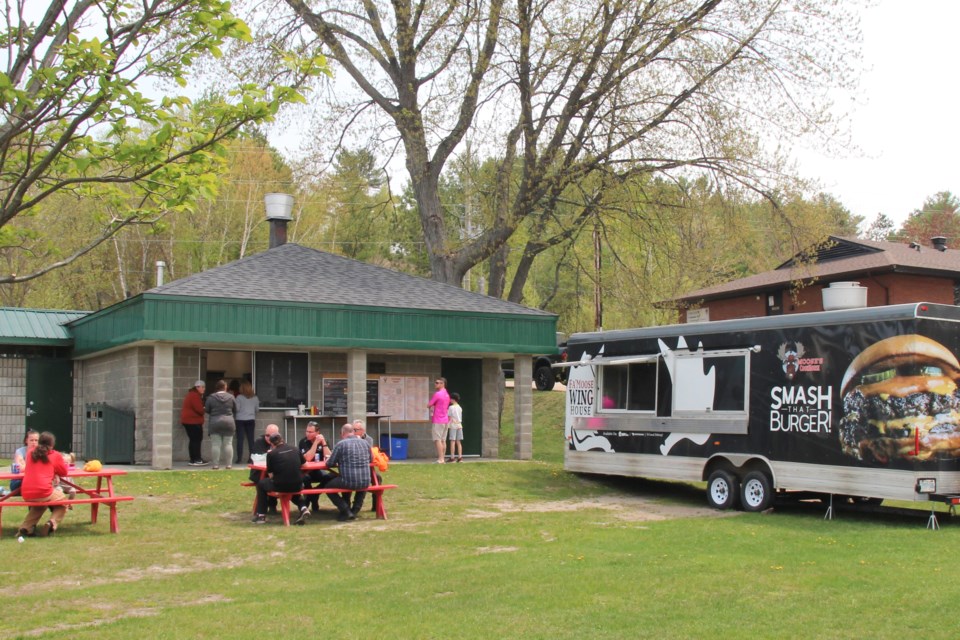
[{"xmin": 594, "ymin": 220, "xmax": 602, "ymax": 331}]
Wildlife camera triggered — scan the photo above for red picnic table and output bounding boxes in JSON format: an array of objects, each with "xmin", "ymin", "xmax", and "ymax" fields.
[{"xmin": 0, "ymin": 467, "xmax": 134, "ymax": 536}]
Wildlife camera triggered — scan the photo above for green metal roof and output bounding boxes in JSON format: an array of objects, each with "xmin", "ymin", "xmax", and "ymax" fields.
[
  {"xmin": 0, "ymin": 307, "xmax": 88, "ymax": 346},
  {"xmin": 67, "ymin": 245, "xmax": 558, "ymax": 357},
  {"xmin": 69, "ymin": 295, "xmax": 557, "ymax": 357}
]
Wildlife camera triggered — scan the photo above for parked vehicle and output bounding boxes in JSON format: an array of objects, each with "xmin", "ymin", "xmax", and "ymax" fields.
[
  {"xmin": 502, "ymin": 334, "xmax": 568, "ymax": 391},
  {"xmin": 561, "ymin": 303, "xmax": 960, "ymax": 512}
]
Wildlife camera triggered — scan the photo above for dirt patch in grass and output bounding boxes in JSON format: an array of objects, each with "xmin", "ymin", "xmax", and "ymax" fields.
[{"xmin": 465, "ymin": 495, "xmax": 735, "ymax": 522}]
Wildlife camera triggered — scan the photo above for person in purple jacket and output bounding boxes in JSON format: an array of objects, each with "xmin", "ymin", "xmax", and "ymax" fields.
[{"xmin": 428, "ymin": 377, "xmax": 451, "ymax": 463}]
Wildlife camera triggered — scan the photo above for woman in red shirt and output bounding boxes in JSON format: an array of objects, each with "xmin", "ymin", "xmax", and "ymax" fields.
[{"xmin": 18, "ymin": 431, "xmax": 68, "ymax": 538}]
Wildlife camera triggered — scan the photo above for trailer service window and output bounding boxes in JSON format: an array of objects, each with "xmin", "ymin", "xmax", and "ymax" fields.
[{"xmin": 598, "ymin": 352, "xmax": 749, "ymax": 417}]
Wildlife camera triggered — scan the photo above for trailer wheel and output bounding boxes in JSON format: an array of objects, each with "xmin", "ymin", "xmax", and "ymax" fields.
[
  {"xmin": 706, "ymin": 470, "xmax": 739, "ymax": 510},
  {"xmin": 534, "ymin": 365, "xmax": 556, "ymax": 391},
  {"xmin": 740, "ymin": 471, "xmax": 773, "ymax": 512}
]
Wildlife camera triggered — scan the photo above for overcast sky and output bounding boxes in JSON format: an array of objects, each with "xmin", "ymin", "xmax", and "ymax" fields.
[{"xmin": 794, "ymin": 0, "xmax": 960, "ymax": 228}]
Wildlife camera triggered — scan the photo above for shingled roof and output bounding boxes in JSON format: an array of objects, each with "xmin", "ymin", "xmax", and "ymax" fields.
[
  {"xmin": 148, "ymin": 243, "xmax": 552, "ymax": 317},
  {"xmin": 672, "ymin": 236, "xmax": 960, "ymax": 303}
]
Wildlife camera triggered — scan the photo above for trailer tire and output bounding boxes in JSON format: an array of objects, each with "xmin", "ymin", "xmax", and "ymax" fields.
[
  {"xmin": 534, "ymin": 365, "xmax": 556, "ymax": 391},
  {"xmin": 740, "ymin": 470, "xmax": 773, "ymax": 512},
  {"xmin": 706, "ymin": 470, "xmax": 739, "ymax": 510}
]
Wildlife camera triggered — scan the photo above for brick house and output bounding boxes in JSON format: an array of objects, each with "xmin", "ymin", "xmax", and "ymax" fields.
[{"xmin": 666, "ymin": 236, "xmax": 960, "ymax": 323}]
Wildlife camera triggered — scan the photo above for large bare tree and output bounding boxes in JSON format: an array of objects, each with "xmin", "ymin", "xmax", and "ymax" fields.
[{"xmin": 279, "ymin": 0, "xmax": 859, "ymax": 294}]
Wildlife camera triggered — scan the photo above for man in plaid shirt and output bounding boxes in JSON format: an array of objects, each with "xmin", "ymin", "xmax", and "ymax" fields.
[{"xmin": 323, "ymin": 423, "xmax": 373, "ymax": 521}]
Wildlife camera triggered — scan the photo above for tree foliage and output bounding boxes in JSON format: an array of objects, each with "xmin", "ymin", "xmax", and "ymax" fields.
[
  {"xmin": 0, "ymin": 0, "xmax": 325, "ymax": 284},
  {"xmin": 895, "ymin": 191, "xmax": 960, "ymax": 247}
]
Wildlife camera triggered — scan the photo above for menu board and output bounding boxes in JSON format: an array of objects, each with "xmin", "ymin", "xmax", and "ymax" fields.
[
  {"xmin": 378, "ymin": 376, "xmax": 406, "ymax": 418},
  {"xmin": 322, "ymin": 378, "xmax": 381, "ymax": 415},
  {"xmin": 322, "ymin": 378, "xmax": 348, "ymax": 415},
  {"xmin": 377, "ymin": 375, "xmax": 430, "ymax": 421}
]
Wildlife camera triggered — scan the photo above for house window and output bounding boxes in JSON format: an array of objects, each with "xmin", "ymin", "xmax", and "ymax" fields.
[{"xmin": 255, "ymin": 351, "xmax": 309, "ymax": 408}]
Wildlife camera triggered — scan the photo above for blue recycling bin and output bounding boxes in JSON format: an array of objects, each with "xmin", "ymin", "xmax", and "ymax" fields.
[{"xmin": 380, "ymin": 433, "xmax": 408, "ymax": 460}]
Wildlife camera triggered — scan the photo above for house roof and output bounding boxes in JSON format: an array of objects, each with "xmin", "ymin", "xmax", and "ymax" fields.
[
  {"xmin": 148, "ymin": 243, "xmax": 552, "ymax": 317},
  {"xmin": 671, "ymin": 236, "xmax": 960, "ymax": 304},
  {"xmin": 0, "ymin": 307, "xmax": 88, "ymax": 345}
]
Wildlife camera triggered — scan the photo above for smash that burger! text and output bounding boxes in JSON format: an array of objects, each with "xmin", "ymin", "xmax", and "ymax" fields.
[{"xmin": 839, "ymin": 335, "xmax": 960, "ymax": 464}]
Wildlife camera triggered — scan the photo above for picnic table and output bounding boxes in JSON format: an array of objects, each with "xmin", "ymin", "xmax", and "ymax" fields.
[
  {"xmin": 246, "ymin": 460, "xmax": 396, "ymax": 523},
  {"xmin": 0, "ymin": 467, "xmax": 134, "ymax": 537}
]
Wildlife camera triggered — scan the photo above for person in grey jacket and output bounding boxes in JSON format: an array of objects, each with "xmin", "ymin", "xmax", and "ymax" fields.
[{"xmin": 204, "ymin": 379, "xmax": 237, "ymax": 469}]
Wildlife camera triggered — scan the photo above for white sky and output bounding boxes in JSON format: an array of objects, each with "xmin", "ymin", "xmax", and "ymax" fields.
[{"xmin": 794, "ymin": 0, "xmax": 960, "ymax": 228}]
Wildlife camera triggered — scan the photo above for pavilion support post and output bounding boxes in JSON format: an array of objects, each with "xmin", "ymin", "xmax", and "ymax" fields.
[
  {"xmin": 346, "ymin": 350, "xmax": 368, "ymax": 428},
  {"xmin": 514, "ymin": 356, "xmax": 533, "ymax": 460},
  {"xmin": 152, "ymin": 344, "xmax": 174, "ymax": 469}
]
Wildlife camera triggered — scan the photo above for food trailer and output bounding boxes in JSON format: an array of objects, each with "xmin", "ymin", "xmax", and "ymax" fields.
[{"xmin": 562, "ymin": 303, "xmax": 960, "ymax": 514}]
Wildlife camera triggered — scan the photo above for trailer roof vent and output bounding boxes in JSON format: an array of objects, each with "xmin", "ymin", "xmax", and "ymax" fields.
[
  {"xmin": 931, "ymin": 236, "xmax": 948, "ymax": 251},
  {"xmin": 822, "ymin": 281, "xmax": 867, "ymax": 311}
]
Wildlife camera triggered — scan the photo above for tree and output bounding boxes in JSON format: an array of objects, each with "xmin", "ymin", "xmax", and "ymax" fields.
[
  {"xmin": 0, "ymin": 1, "xmax": 325, "ymax": 285},
  {"xmin": 897, "ymin": 191, "xmax": 960, "ymax": 247},
  {"xmin": 278, "ymin": 0, "xmax": 859, "ymax": 293},
  {"xmin": 863, "ymin": 212, "xmax": 896, "ymax": 242}
]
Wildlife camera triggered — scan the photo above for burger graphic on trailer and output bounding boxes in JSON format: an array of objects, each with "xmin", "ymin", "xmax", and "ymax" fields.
[{"xmin": 560, "ymin": 302, "xmax": 960, "ymax": 513}]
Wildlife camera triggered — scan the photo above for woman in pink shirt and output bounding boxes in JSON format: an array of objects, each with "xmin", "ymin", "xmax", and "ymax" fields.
[{"xmin": 18, "ymin": 431, "xmax": 68, "ymax": 538}]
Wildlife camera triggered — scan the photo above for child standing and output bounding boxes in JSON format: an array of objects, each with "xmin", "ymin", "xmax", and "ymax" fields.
[{"xmin": 447, "ymin": 392, "xmax": 463, "ymax": 463}]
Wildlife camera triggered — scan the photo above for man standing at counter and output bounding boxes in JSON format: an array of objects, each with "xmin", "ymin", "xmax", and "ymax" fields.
[{"xmin": 428, "ymin": 377, "xmax": 451, "ymax": 464}]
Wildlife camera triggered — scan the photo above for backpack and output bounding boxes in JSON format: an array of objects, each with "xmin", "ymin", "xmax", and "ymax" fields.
[{"xmin": 371, "ymin": 446, "xmax": 389, "ymax": 472}]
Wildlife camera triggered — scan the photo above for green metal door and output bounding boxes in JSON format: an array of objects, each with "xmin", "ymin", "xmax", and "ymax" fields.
[
  {"xmin": 441, "ymin": 358, "xmax": 482, "ymax": 457},
  {"xmin": 26, "ymin": 358, "xmax": 74, "ymax": 451}
]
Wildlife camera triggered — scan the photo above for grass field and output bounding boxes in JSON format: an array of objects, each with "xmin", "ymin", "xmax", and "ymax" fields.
[{"xmin": 2, "ymin": 389, "xmax": 959, "ymax": 639}]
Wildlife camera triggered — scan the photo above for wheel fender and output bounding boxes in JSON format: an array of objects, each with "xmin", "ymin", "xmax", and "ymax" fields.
[{"xmin": 703, "ymin": 453, "xmax": 777, "ymax": 489}]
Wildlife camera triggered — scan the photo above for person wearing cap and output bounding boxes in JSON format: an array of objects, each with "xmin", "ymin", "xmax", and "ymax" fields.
[
  {"xmin": 181, "ymin": 380, "xmax": 208, "ymax": 466},
  {"xmin": 253, "ymin": 433, "xmax": 309, "ymax": 525},
  {"xmin": 298, "ymin": 420, "xmax": 333, "ymax": 513}
]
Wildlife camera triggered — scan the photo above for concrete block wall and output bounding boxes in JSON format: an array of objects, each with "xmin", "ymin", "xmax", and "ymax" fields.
[
  {"xmin": 0, "ymin": 357, "xmax": 26, "ymax": 458},
  {"xmin": 80, "ymin": 347, "xmax": 154, "ymax": 464},
  {"xmin": 172, "ymin": 347, "xmax": 201, "ymax": 463}
]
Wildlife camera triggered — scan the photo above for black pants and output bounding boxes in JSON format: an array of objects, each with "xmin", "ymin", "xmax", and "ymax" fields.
[
  {"xmin": 324, "ymin": 476, "xmax": 366, "ymax": 514},
  {"xmin": 303, "ymin": 470, "xmax": 336, "ymax": 510},
  {"xmin": 255, "ymin": 478, "xmax": 303, "ymax": 516},
  {"xmin": 182, "ymin": 423, "xmax": 203, "ymax": 463},
  {"xmin": 235, "ymin": 420, "xmax": 256, "ymax": 463}
]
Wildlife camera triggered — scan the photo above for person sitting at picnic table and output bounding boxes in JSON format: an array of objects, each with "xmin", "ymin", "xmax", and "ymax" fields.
[
  {"xmin": 253, "ymin": 433, "xmax": 309, "ymax": 525},
  {"xmin": 323, "ymin": 423, "xmax": 372, "ymax": 522},
  {"xmin": 249, "ymin": 424, "xmax": 281, "ymax": 514},
  {"xmin": 17, "ymin": 431, "xmax": 69, "ymax": 538},
  {"xmin": 9, "ymin": 429, "xmax": 39, "ymax": 494},
  {"xmin": 298, "ymin": 420, "xmax": 333, "ymax": 513},
  {"xmin": 354, "ymin": 420, "xmax": 381, "ymax": 513}
]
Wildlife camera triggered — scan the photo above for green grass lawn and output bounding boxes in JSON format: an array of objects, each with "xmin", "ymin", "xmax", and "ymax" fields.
[{"xmin": 2, "ymin": 388, "xmax": 959, "ymax": 639}]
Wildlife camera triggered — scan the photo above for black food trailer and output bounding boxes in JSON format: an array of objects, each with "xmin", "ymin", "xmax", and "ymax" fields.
[{"xmin": 561, "ymin": 303, "xmax": 960, "ymax": 514}]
